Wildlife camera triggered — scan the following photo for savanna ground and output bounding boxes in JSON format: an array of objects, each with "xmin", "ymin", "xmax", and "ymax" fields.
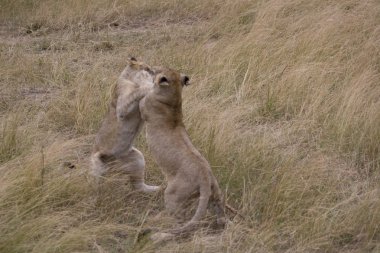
[{"xmin": 0, "ymin": 0, "xmax": 379, "ymax": 252}]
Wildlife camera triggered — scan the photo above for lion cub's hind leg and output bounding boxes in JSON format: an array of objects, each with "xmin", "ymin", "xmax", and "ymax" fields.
[
  {"xmin": 90, "ymin": 152, "xmax": 111, "ymax": 179},
  {"xmin": 164, "ymin": 183, "xmax": 190, "ymax": 219},
  {"xmin": 90, "ymin": 152, "xmax": 106, "ymax": 178},
  {"xmin": 164, "ymin": 177, "xmax": 206, "ymax": 226},
  {"xmin": 120, "ymin": 147, "xmax": 160, "ymax": 193}
]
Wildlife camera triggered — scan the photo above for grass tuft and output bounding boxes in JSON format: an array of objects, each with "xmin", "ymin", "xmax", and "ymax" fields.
[{"xmin": 0, "ymin": 0, "xmax": 379, "ymax": 252}]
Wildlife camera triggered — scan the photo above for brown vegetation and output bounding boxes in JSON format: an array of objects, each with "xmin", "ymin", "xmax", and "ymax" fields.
[{"xmin": 0, "ymin": 0, "xmax": 379, "ymax": 252}]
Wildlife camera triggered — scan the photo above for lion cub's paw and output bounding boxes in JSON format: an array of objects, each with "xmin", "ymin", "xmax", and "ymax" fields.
[
  {"xmin": 217, "ymin": 217, "xmax": 227, "ymax": 228},
  {"xmin": 150, "ymin": 232, "xmax": 174, "ymax": 244},
  {"xmin": 138, "ymin": 184, "xmax": 161, "ymax": 193}
]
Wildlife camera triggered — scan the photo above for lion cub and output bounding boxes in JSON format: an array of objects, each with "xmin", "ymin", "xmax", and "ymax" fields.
[
  {"xmin": 140, "ymin": 67, "xmax": 226, "ymax": 236},
  {"xmin": 91, "ymin": 58, "xmax": 159, "ymax": 193}
]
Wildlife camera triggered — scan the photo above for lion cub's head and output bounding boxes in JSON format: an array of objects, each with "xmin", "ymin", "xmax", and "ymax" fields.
[
  {"xmin": 119, "ymin": 57, "xmax": 155, "ymax": 86},
  {"xmin": 151, "ymin": 67, "xmax": 190, "ymax": 106}
]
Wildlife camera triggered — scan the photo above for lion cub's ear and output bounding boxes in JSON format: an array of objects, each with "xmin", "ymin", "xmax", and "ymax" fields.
[
  {"xmin": 181, "ymin": 74, "xmax": 190, "ymax": 86},
  {"xmin": 156, "ymin": 75, "xmax": 169, "ymax": 86},
  {"xmin": 127, "ymin": 57, "xmax": 138, "ymax": 69}
]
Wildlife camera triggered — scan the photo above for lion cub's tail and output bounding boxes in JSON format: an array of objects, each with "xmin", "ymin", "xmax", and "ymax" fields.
[{"xmin": 168, "ymin": 178, "xmax": 211, "ymax": 236}]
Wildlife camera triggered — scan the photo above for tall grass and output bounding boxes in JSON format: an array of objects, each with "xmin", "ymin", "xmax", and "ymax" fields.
[{"xmin": 0, "ymin": 0, "xmax": 379, "ymax": 252}]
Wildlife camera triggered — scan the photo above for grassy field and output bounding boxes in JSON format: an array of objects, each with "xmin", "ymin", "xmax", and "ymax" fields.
[{"xmin": 0, "ymin": 0, "xmax": 379, "ymax": 252}]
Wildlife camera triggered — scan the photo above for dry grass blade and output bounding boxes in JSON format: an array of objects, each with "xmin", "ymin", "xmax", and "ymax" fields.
[{"xmin": 0, "ymin": 0, "xmax": 379, "ymax": 252}]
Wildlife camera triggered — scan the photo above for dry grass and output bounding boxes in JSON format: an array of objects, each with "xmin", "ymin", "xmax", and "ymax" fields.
[{"xmin": 0, "ymin": 0, "xmax": 379, "ymax": 252}]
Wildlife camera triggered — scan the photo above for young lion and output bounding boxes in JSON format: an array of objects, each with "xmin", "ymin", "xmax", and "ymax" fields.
[
  {"xmin": 90, "ymin": 58, "xmax": 159, "ymax": 193},
  {"xmin": 139, "ymin": 67, "xmax": 226, "ymax": 237}
]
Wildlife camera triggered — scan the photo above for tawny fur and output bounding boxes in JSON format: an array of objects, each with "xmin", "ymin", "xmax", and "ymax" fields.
[
  {"xmin": 139, "ymin": 67, "xmax": 226, "ymax": 238},
  {"xmin": 90, "ymin": 58, "xmax": 159, "ymax": 193}
]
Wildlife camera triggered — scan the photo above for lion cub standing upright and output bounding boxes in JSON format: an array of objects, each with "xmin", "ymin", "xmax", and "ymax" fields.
[
  {"xmin": 140, "ymin": 67, "xmax": 226, "ymax": 235},
  {"xmin": 91, "ymin": 58, "xmax": 159, "ymax": 193}
]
